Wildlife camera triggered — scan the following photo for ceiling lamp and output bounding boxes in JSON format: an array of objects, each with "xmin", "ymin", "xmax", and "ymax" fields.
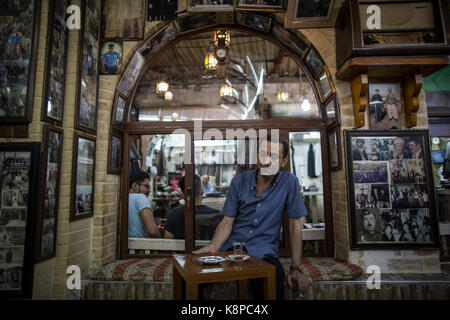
[
  {"xmin": 204, "ymin": 42, "xmax": 217, "ymax": 71},
  {"xmin": 214, "ymin": 30, "xmax": 230, "ymax": 47},
  {"xmin": 220, "ymin": 82, "xmax": 233, "ymax": 97},
  {"xmin": 156, "ymin": 79, "xmax": 169, "ymax": 94},
  {"xmin": 301, "ymin": 98, "xmax": 311, "ymax": 111},
  {"xmin": 164, "ymin": 91, "xmax": 173, "ymax": 101},
  {"xmin": 277, "ymin": 82, "xmax": 289, "ymax": 102}
]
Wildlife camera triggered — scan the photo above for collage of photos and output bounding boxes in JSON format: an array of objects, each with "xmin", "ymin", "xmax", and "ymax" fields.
[
  {"xmin": 0, "ymin": 1, "xmax": 35, "ymax": 118},
  {"xmin": 350, "ymin": 135, "xmax": 434, "ymax": 245},
  {"xmin": 0, "ymin": 152, "xmax": 30, "ymax": 290},
  {"xmin": 45, "ymin": 0, "xmax": 69, "ymax": 121},
  {"xmin": 78, "ymin": 0, "xmax": 101, "ymax": 131},
  {"xmin": 40, "ymin": 130, "xmax": 62, "ymax": 259},
  {"xmin": 74, "ymin": 137, "xmax": 95, "ymax": 218}
]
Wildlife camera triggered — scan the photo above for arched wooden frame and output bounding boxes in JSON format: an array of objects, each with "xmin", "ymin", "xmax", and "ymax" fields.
[{"xmin": 108, "ymin": 13, "xmax": 339, "ymax": 258}]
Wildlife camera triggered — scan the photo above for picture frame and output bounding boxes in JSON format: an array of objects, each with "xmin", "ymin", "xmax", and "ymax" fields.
[
  {"xmin": 147, "ymin": 0, "xmax": 178, "ymax": 21},
  {"xmin": 235, "ymin": 12, "xmax": 272, "ymax": 33},
  {"xmin": 327, "ymin": 124, "xmax": 341, "ymax": 171},
  {"xmin": 99, "ymin": 41, "xmax": 123, "ymax": 75},
  {"xmin": 0, "ymin": 142, "xmax": 41, "ymax": 298},
  {"xmin": 138, "ymin": 23, "xmax": 176, "ymax": 62},
  {"xmin": 42, "ymin": 0, "xmax": 70, "ymax": 126},
  {"xmin": 234, "ymin": 0, "xmax": 285, "ymax": 12},
  {"xmin": 345, "ymin": 130, "xmax": 440, "ymax": 249},
  {"xmin": 108, "ymin": 129, "xmax": 122, "ymax": 175},
  {"xmin": 324, "ymin": 94, "xmax": 339, "ymax": 125},
  {"xmin": 315, "ymin": 65, "xmax": 335, "ymax": 103},
  {"xmin": 284, "ymin": 0, "xmax": 337, "ymax": 29},
  {"xmin": 112, "ymin": 92, "xmax": 127, "ymax": 130},
  {"xmin": 116, "ymin": 52, "xmax": 145, "ymax": 97},
  {"xmin": 36, "ymin": 125, "xmax": 63, "ymax": 262},
  {"xmin": 70, "ymin": 133, "xmax": 96, "ymax": 222},
  {"xmin": 0, "ymin": 0, "xmax": 41, "ymax": 124},
  {"xmin": 75, "ymin": 0, "xmax": 101, "ymax": 134},
  {"xmin": 304, "ymin": 46, "xmax": 324, "ymax": 79},
  {"xmin": 102, "ymin": 0, "xmax": 145, "ymax": 40},
  {"xmin": 368, "ymin": 81, "xmax": 403, "ymax": 130},
  {"xmin": 188, "ymin": 0, "xmax": 234, "ymax": 12},
  {"xmin": 174, "ymin": 13, "xmax": 217, "ymax": 34}
]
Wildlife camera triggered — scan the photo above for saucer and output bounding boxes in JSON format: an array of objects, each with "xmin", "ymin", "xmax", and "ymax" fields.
[
  {"xmin": 225, "ymin": 254, "xmax": 250, "ymax": 263},
  {"xmin": 197, "ymin": 256, "xmax": 226, "ymax": 265}
]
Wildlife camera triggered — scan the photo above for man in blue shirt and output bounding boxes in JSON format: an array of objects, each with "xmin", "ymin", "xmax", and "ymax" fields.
[
  {"xmin": 101, "ymin": 43, "xmax": 121, "ymax": 75},
  {"xmin": 201, "ymin": 174, "xmax": 215, "ymax": 196},
  {"xmin": 128, "ymin": 170, "xmax": 159, "ymax": 238},
  {"xmin": 194, "ymin": 136, "xmax": 310, "ymax": 299}
]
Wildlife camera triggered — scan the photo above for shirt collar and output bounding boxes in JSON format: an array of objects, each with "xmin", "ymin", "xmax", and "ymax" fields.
[{"xmin": 250, "ymin": 169, "xmax": 283, "ymax": 191}]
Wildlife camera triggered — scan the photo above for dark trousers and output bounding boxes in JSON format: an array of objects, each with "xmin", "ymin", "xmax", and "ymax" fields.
[{"xmin": 249, "ymin": 255, "xmax": 285, "ymax": 300}]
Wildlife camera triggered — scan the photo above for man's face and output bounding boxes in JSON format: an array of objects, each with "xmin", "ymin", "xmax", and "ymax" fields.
[
  {"xmin": 363, "ymin": 213, "xmax": 375, "ymax": 233},
  {"xmin": 356, "ymin": 140, "xmax": 364, "ymax": 149},
  {"xmin": 257, "ymin": 140, "xmax": 287, "ymax": 176},
  {"xmin": 202, "ymin": 176, "xmax": 209, "ymax": 184},
  {"xmin": 394, "ymin": 142, "xmax": 404, "ymax": 154},
  {"xmin": 135, "ymin": 178, "xmax": 151, "ymax": 196},
  {"xmin": 109, "ymin": 47, "xmax": 114, "ymax": 52},
  {"xmin": 409, "ymin": 141, "xmax": 419, "ymax": 153}
]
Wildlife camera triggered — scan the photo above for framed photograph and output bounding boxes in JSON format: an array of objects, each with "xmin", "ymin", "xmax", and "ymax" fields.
[
  {"xmin": 42, "ymin": 0, "xmax": 69, "ymax": 126},
  {"xmin": 138, "ymin": 23, "xmax": 176, "ymax": 62},
  {"xmin": 112, "ymin": 92, "xmax": 127, "ymax": 129},
  {"xmin": 304, "ymin": 46, "xmax": 324, "ymax": 79},
  {"xmin": 116, "ymin": 52, "xmax": 145, "ymax": 97},
  {"xmin": 188, "ymin": 0, "xmax": 234, "ymax": 12},
  {"xmin": 327, "ymin": 125, "xmax": 341, "ymax": 171},
  {"xmin": 235, "ymin": 12, "xmax": 272, "ymax": 33},
  {"xmin": 70, "ymin": 133, "xmax": 96, "ymax": 222},
  {"xmin": 99, "ymin": 41, "xmax": 123, "ymax": 75},
  {"xmin": 75, "ymin": 0, "xmax": 101, "ymax": 134},
  {"xmin": 102, "ymin": 0, "xmax": 145, "ymax": 40},
  {"xmin": 174, "ymin": 13, "xmax": 217, "ymax": 34},
  {"xmin": 324, "ymin": 95, "xmax": 339, "ymax": 124},
  {"xmin": 36, "ymin": 126, "xmax": 63, "ymax": 262},
  {"xmin": 345, "ymin": 130, "xmax": 439, "ymax": 249},
  {"xmin": 0, "ymin": 143, "xmax": 40, "ymax": 298},
  {"xmin": 108, "ymin": 130, "xmax": 122, "ymax": 174},
  {"xmin": 147, "ymin": 0, "xmax": 178, "ymax": 21},
  {"xmin": 234, "ymin": 0, "xmax": 284, "ymax": 12},
  {"xmin": 315, "ymin": 66, "xmax": 335, "ymax": 103},
  {"xmin": 369, "ymin": 82, "xmax": 402, "ymax": 130},
  {"xmin": 284, "ymin": 0, "xmax": 338, "ymax": 28},
  {"xmin": 0, "ymin": 0, "xmax": 41, "ymax": 123}
]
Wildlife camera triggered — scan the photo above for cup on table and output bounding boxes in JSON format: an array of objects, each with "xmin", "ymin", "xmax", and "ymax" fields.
[{"xmin": 232, "ymin": 242, "xmax": 243, "ymax": 257}]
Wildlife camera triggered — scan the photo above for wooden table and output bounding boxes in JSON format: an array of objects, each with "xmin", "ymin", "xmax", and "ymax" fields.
[{"xmin": 172, "ymin": 252, "xmax": 276, "ymax": 300}]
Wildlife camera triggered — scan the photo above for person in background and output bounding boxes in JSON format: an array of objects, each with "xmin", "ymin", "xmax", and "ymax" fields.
[
  {"xmin": 165, "ymin": 175, "xmax": 222, "ymax": 240},
  {"xmin": 201, "ymin": 174, "xmax": 214, "ymax": 196},
  {"xmin": 128, "ymin": 170, "xmax": 159, "ymax": 238}
]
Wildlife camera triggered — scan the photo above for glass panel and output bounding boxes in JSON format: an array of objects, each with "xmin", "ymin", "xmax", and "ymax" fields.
[
  {"xmin": 133, "ymin": 30, "xmax": 320, "ymax": 121},
  {"xmin": 430, "ymin": 136, "xmax": 450, "ymax": 222},
  {"xmin": 127, "ymin": 134, "xmax": 186, "ymax": 253},
  {"xmin": 289, "ymin": 131, "xmax": 326, "ymax": 255}
]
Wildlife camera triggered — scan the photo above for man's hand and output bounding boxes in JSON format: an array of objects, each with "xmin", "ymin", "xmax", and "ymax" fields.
[
  {"xmin": 192, "ymin": 244, "xmax": 218, "ymax": 255},
  {"xmin": 287, "ymin": 270, "xmax": 310, "ymax": 295}
]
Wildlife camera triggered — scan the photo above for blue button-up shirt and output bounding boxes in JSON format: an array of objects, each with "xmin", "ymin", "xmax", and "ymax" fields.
[{"xmin": 220, "ymin": 170, "xmax": 308, "ymax": 259}]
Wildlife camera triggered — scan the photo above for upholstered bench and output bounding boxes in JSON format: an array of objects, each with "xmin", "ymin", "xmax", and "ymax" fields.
[{"xmin": 81, "ymin": 257, "xmax": 364, "ymax": 300}]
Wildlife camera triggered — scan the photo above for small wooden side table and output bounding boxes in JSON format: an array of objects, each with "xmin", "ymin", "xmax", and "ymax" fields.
[{"xmin": 172, "ymin": 252, "xmax": 276, "ymax": 300}]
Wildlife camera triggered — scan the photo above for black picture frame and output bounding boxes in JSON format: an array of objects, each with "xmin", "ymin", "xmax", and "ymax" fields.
[
  {"xmin": 327, "ymin": 124, "xmax": 341, "ymax": 171},
  {"xmin": 36, "ymin": 125, "xmax": 63, "ymax": 262},
  {"xmin": 304, "ymin": 46, "xmax": 324, "ymax": 79},
  {"xmin": 108, "ymin": 129, "xmax": 122, "ymax": 175},
  {"xmin": 70, "ymin": 133, "xmax": 96, "ymax": 222},
  {"xmin": 0, "ymin": 142, "xmax": 41, "ymax": 299},
  {"xmin": 41, "ymin": 0, "xmax": 69, "ymax": 126},
  {"xmin": 102, "ymin": 0, "xmax": 145, "ymax": 40},
  {"xmin": 345, "ymin": 130, "xmax": 440, "ymax": 249},
  {"xmin": 112, "ymin": 92, "xmax": 127, "ymax": 130},
  {"xmin": 75, "ymin": 0, "xmax": 101, "ymax": 135},
  {"xmin": 0, "ymin": 0, "xmax": 41, "ymax": 124},
  {"xmin": 173, "ymin": 13, "xmax": 217, "ymax": 34},
  {"xmin": 234, "ymin": 0, "xmax": 285, "ymax": 12},
  {"xmin": 235, "ymin": 12, "xmax": 272, "ymax": 33}
]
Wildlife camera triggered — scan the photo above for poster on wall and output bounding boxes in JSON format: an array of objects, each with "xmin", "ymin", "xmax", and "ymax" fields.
[
  {"xmin": 99, "ymin": 41, "xmax": 123, "ymax": 75},
  {"xmin": 0, "ymin": 143, "xmax": 40, "ymax": 298},
  {"xmin": 76, "ymin": 0, "xmax": 101, "ymax": 134},
  {"xmin": 0, "ymin": 0, "xmax": 40, "ymax": 123},
  {"xmin": 102, "ymin": 0, "xmax": 145, "ymax": 40},
  {"xmin": 345, "ymin": 130, "xmax": 440, "ymax": 249},
  {"xmin": 70, "ymin": 134, "xmax": 96, "ymax": 222},
  {"xmin": 36, "ymin": 126, "xmax": 63, "ymax": 262}
]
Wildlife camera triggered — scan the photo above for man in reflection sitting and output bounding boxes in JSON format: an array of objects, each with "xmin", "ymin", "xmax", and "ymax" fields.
[
  {"xmin": 165, "ymin": 175, "xmax": 222, "ymax": 240},
  {"xmin": 201, "ymin": 174, "xmax": 214, "ymax": 197},
  {"xmin": 194, "ymin": 136, "xmax": 310, "ymax": 300},
  {"xmin": 128, "ymin": 170, "xmax": 159, "ymax": 238}
]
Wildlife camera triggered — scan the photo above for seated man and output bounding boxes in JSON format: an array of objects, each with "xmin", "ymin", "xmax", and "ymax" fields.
[
  {"xmin": 165, "ymin": 175, "xmax": 222, "ymax": 240},
  {"xmin": 128, "ymin": 170, "xmax": 159, "ymax": 238},
  {"xmin": 194, "ymin": 136, "xmax": 310, "ymax": 300},
  {"xmin": 201, "ymin": 174, "xmax": 215, "ymax": 196}
]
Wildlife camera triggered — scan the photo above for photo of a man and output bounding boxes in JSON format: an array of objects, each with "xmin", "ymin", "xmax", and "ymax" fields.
[
  {"xmin": 368, "ymin": 83, "xmax": 402, "ymax": 130},
  {"xmin": 100, "ymin": 42, "xmax": 122, "ymax": 75},
  {"xmin": 357, "ymin": 209, "xmax": 381, "ymax": 242}
]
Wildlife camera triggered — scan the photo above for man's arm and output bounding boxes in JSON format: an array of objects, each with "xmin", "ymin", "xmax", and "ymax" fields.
[
  {"xmin": 287, "ymin": 217, "xmax": 310, "ymax": 292},
  {"xmin": 192, "ymin": 216, "xmax": 234, "ymax": 254},
  {"xmin": 139, "ymin": 208, "xmax": 159, "ymax": 238}
]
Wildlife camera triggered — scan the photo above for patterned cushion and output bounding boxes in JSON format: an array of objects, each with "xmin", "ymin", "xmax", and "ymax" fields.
[
  {"xmin": 86, "ymin": 258, "xmax": 173, "ymax": 282},
  {"xmin": 280, "ymin": 257, "xmax": 364, "ymax": 282}
]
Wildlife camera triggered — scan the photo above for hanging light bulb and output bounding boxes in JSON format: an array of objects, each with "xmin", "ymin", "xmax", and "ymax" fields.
[
  {"xmin": 277, "ymin": 81, "xmax": 289, "ymax": 102},
  {"xmin": 164, "ymin": 91, "xmax": 173, "ymax": 101},
  {"xmin": 220, "ymin": 82, "xmax": 233, "ymax": 97},
  {"xmin": 171, "ymin": 112, "xmax": 179, "ymax": 121},
  {"xmin": 156, "ymin": 79, "xmax": 169, "ymax": 94},
  {"xmin": 301, "ymin": 98, "xmax": 311, "ymax": 111}
]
